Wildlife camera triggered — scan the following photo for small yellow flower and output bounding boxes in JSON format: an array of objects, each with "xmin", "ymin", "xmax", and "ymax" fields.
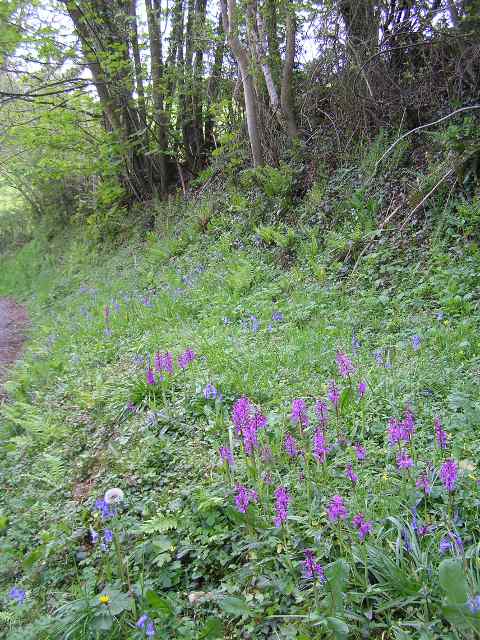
[
  {"xmin": 382, "ymin": 472, "xmax": 388, "ymax": 481},
  {"xmin": 99, "ymin": 595, "xmax": 110, "ymax": 605},
  {"xmin": 443, "ymin": 320, "xmax": 449, "ymax": 325}
]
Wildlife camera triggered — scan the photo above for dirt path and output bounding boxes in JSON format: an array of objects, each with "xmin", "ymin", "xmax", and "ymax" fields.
[{"xmin": 0, "ymin": 298, "xmax": 28, "ymax": 396}]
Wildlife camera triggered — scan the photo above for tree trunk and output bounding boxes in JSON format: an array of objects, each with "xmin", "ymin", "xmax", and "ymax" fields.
[
  {"xmin": 145, "ymin": 0, "xmax": 169, "ymax": 196},
  {"xmin": 220, "ymin": 0, "xmax": 264, "ymax": 167},
  {"xmin": 280, "ymin": 7, "xmax": 297, "ymax": 140},
  {"xmin": 204, "ymin": 12, "xmax": 225, "ymax": 151}
]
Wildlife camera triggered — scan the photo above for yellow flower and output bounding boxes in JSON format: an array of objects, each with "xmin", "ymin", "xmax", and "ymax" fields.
[
  {"xmin": 99, "ymin": 595, "xmax": 110, "ymax": 605},
  {"xmin": 382, "ymin": 472, "xmax": 388, "ymax": 481}
]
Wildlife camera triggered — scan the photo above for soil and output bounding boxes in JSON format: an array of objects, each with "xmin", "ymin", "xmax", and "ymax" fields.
[{"xmin": 0, "ymin": 297, "xmax": 28, "ymax": 397}]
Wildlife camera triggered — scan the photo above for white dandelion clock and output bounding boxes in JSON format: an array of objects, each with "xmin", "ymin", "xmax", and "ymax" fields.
[{"xmin": 104, "ymin": 487, "xmax": 125, "ymax": 504}]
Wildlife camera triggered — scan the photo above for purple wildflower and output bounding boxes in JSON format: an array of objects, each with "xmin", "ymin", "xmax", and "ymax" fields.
[
  {"xmin": 352, "ymin": 334, "xmax": 361, "ymax": 355},
  {"xmin": 314, "ymin": 399, "xmax": 328, "ymax": 426},
  {"xmin": 284, "ymin": 433, "xmax": 299, "ymax": 457},
  {"xmin": 327, "ymin": 380, "xmax": 340, "ymax": 408},
  {"xmin": 346, "ymin": 464, "xmax": 358, "ymax": 485},
  {"xmin": 103, "ymin": 529, "xmax": 113, "ymax": 545},
  {"xmin": 313, "ymin": 428, "xmax": 328, "ymax": 463},
  {"xmin": 336, "ymin": 351, "xmax": 355, "ymax": 378},
  {"xmin": 416, "ymin": 473, "xmax": 432, "ymax": 494},
  {"xmin": 468, "ymin": 595, "xmax": 480, "ymax": 615},
  {"xmin": 241, "ymin": 421, "xmax": 259, "ymax": 456},
  {"xmin": 178, "ymin": 348, "xmax": 196, "ymax": 369},
  {"xmin": 272, "ymin": 311, "xmax": 284, "ymax": 322},
  {"xmin": 440, "ymin": 459, "xmax": 458, "ymax": 492},
  {"xmin": 9, "ymin": 587, "xmax": 26, "ymax": 604},
  {"xmin": 434, "ymin": 417, "xmax": 447, "ymax": 450},
  {"xmin": 250, "ymin": 315, "xmax": 260, "ymax": 332},
  {"xmin": 358, "ymin": 520, "xmax": 373, "ymax": 541},
  {"xmin": 291, "ymin": 399, "xmax": 309, "ymax": 429},
  {"xmin": 327, "ymin": 495, "xmax": 348, "ymax": 522},
  {"xmin": 137, "ymin": 614, "xmax": 149, "ymax": 629},
  {"xmin": 354, "ymin": 443, "xmax": 366, "ymax": 461},
  {"xmin": 154, "ymin": 351, "xmax": 174, "ymax": 375},
  {"xmin": 274, "ymin": 486, "xmax": 290, "ymax": 527},
  {"xmin": 352, "ymin": 513, "xmax": 365, "ymax": 529},
  {"xmin": 219, "ymin": 446, "xmax": 234, "ymax": 467},
  {"xmin": 90, "ymin": 528, "xmax": 99, "ymax": 544},
  {"xmin": 303, "ymin": 549, "xmax": 325, "ymax": 581},
  {"xmin": 146, "ymin": 368, "xmax": 155, "ymax": 385},
  {"xmin": 103, "ymin": 305, "xmax": 110, "ymax": 320},
  {"xmin": 203, "ymin": 383, "xmax": 217, "ymax": 399},
  {"xmin": 440, "ymin": 533, "xmax": 463, "ymax": 554},
  {"xmin": 412, "ymin": 335, "xmax": 421, "ymax": 351},
  {"xmin": 374, "ymin": 349, "xmax": 384, "ymax": 365},
  {"xmin": 232, "ymin": 397, "xmax": 253, "ymax": 435},
  {"xmin": 358, "ymin": 381, "xmax": 367, "ymax": 398},
  {"xmin": 234, "ymin": 485, "xmax": 258, "ymax": 513},
  {"xmin": 146, "ymin": 621, "xmax": 156, "ymax": 637},
  {"xmin": 396, "ymin": 450, "xmax": 414, "ymax": 470},
  {"xmin": 94, "ymin": 498, "xmax": 115, "ymax": 521}
]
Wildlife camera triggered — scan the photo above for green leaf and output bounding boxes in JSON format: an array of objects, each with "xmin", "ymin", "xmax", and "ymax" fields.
[
  {"xmin": 23, "ymin": 546, "xmax": 44, "ymax": 569},
  {"xmin": 439, "ymin": 559, "xmax": 468, "ymax": 604},
  {"xmin": 326, "ymin": 617, "xmax": 349, "ymax": 639},
  {"xmin": 218, "ymin": 596, "xmax": 251, "ymax": 617},
  {"xmin": 145, "ymin": 591, "xmax": 173, "ymax": 616},
  {"xmin": 92, "ymin": 612, "xmax": 113, "ymax": 631},
  {"xmin": 326, "ymin": 559, "xmax": 350, "ymax": 613},
  {"xmin": 199, "ymin": 616, "xmax": 224, "ymax": 639}
]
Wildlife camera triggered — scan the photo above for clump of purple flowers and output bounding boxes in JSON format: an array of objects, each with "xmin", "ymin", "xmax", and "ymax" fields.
[
  {"xmin": 327, "ymin": 380, "xmax": 340, "ymax": 408},
  {"xmin": 439, "ymin": 532, "xmax": 463, "ymax": 555},
  {"xmin": 94, "ymin": 498, "xmax": 115, "ymax": 521},
  {"xmin": 315, "ymin": 399, "xmax": 328, "ymax": 426},
  {"xmin": 396, "ymin": 450, "xmax": 414, "ymax": 470},
  {"xmin": 203, "ymin": 383, "xmax": 218, "ymax": 399},
  {"xmin": 231, "ymin": 397, "xmax": 267, "ymax": 456},
  {"xmin": 146, "ymin": 368, "xmax": 155, "ymax": 385},
  {"xmin": 352, "ymin": 513, "xmax": 373, "ymax": 541},
  {"xmin": 234, "ymin": 484, "xmax": 258, "ymax": 513},
  {"xmin": 178, "ymin": 348, "xmax": 196, "ymax": 369},
  {"xmin": 232, "ymin": 397, "xmax": 253, "ymax": 435},
  {"xmin": 440, "ymin": 458, "xmax": 458, "ymax": 492},
  {"xmin": 313, "ymin": 428, "xmax": 328, "ymax": 463},
  {"xmin": 327, "ymin": 495, "xmax": 348, "ymax": 522},
  {"xmin": 387, "ymin": 409, "xmax": 416, "ymax": 446},
  {"xmin": 302, "ymin": 549, "xmax": 325, "ymax": 581},
  {"xmin": 358, "ymin": 381, "xmax": 367, "ymax": 398},
  {"xmin": 219, "ymin": 446, "xmax": 234, "ymax": 467},
  {"xmin": 336, "ymin": 351, "xmax": 356, "ymax": 378},
  {"xmin": 9, "ymin": 587, "xmax": 26, "ymax": 604},
  {"xmin": 274, "ymin": 486, "xmax": 290, "ymax": 527},
  {"xmin": 291, "ymin": 399, "xmax": 309, "ymax": 430},
  {"xmin": 284, "ymin": 433, "xmax": 299, "ymax": 457},
  {"xmin": 416, "ymin": 473, "xmax": 432, "ymax": 494},
  {"xmin": 412, "ymin": 335, "xmax": 421, "ymax": 351},
  {"xmin": 137, "ymin": 613, "xmax": 156, "ymax": 637},
  {"xmin": 345, "ymin": 464, "xmax": 358, "ymax": 485},
  {"xmin": 354, "ymin": 443, "xmax": 366, "ymax": 461},
  {"xmin": 434, "ymin": 417, "xmax": 447, "ymax": 450},
  {"xmin": 154, "ymin": 351, "xmax": 173, "ymax": 375}
]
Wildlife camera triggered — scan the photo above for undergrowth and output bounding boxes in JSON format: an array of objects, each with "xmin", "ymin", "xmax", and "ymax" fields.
[{"xmin": 1, "ymin": 138, "xmax": 480, "ymax": 639}]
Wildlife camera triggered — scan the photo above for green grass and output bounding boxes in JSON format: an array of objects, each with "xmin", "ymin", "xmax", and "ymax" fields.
[{"xmin": 1, "ymin": 196, "xmax": 480, "ymax": 639}]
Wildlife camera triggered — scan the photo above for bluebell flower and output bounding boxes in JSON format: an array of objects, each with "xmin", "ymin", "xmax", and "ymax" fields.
[
  {"xmin": 94, "ymin": 499, "xmax": 115, "ymax": 521},
  {"xmin": 104, "ymin": 529, "xmax": 113, "ymax": 545},
  {"xmin": 436, "ymin": 311, "xmax": 444, "ymax": 321},
  {"xmin": 203, "ymin": 384, "xmax": 218, "ymax": 400},
  {"xmin": 468, "ymin": 595, "xmax": 480, "ymax": 614},
  {"xmin": 250, "ymin": 315, "xmax": 260, "ymax": 332},
  {"xmin": 374, "ymin": 349, "xmax": 384, "ymax": 365},
  {"xmin": 90, "ymin": 528, "xmax": 99, "ymax": 544},
  {"xmin": 272, "ymin": 311, "xmax": 283, "ymax": 322},
  {"xmin": 352, "ymin": 334, "xmax": 361, "ymax": 355},
  {"xmin": 223, "ymin": 317, "xmax": 230, "ymax": 325},
  {"xmin": 412, "ymin": 335, "xmax": 421, "ymax": 351},
  {"xmin": 9, "ymin": 587, "xmax": 26, "ymax": 604}
]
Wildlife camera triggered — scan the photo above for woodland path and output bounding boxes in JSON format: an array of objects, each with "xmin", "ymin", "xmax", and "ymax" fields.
[{"xmin": 0, "ymin": 297, "xmax": 28, "ymax": 396}]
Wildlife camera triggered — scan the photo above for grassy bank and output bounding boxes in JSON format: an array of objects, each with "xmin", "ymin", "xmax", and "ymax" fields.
[{"xmin": 1, "ymin": 182, "xmax": 480, "ymax": 639}]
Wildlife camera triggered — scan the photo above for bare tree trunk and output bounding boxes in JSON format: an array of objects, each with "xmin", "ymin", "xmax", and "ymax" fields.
[
  {"xmin": 220, "ymin": 0, "xmax": 264, "ymax": 167},
  {"xmin": 204, "ymin": 12, "xmax": 225, "ymax": 151},
  {"xmin": 280, "ymin": 7, "xmax": 297, "ymax": 140},
  {"xmin": 145, "ymin": 0, "xmax": 169, "ymax": 196},
  {"xmin": 129, "ymin": 0, "xmax": 147, "ymax": 130}
]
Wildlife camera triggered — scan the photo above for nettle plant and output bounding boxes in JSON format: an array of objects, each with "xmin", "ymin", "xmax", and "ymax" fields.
[{"xmin": 215, "ymin": 350, "xmax": 480, "ymax": 637}]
